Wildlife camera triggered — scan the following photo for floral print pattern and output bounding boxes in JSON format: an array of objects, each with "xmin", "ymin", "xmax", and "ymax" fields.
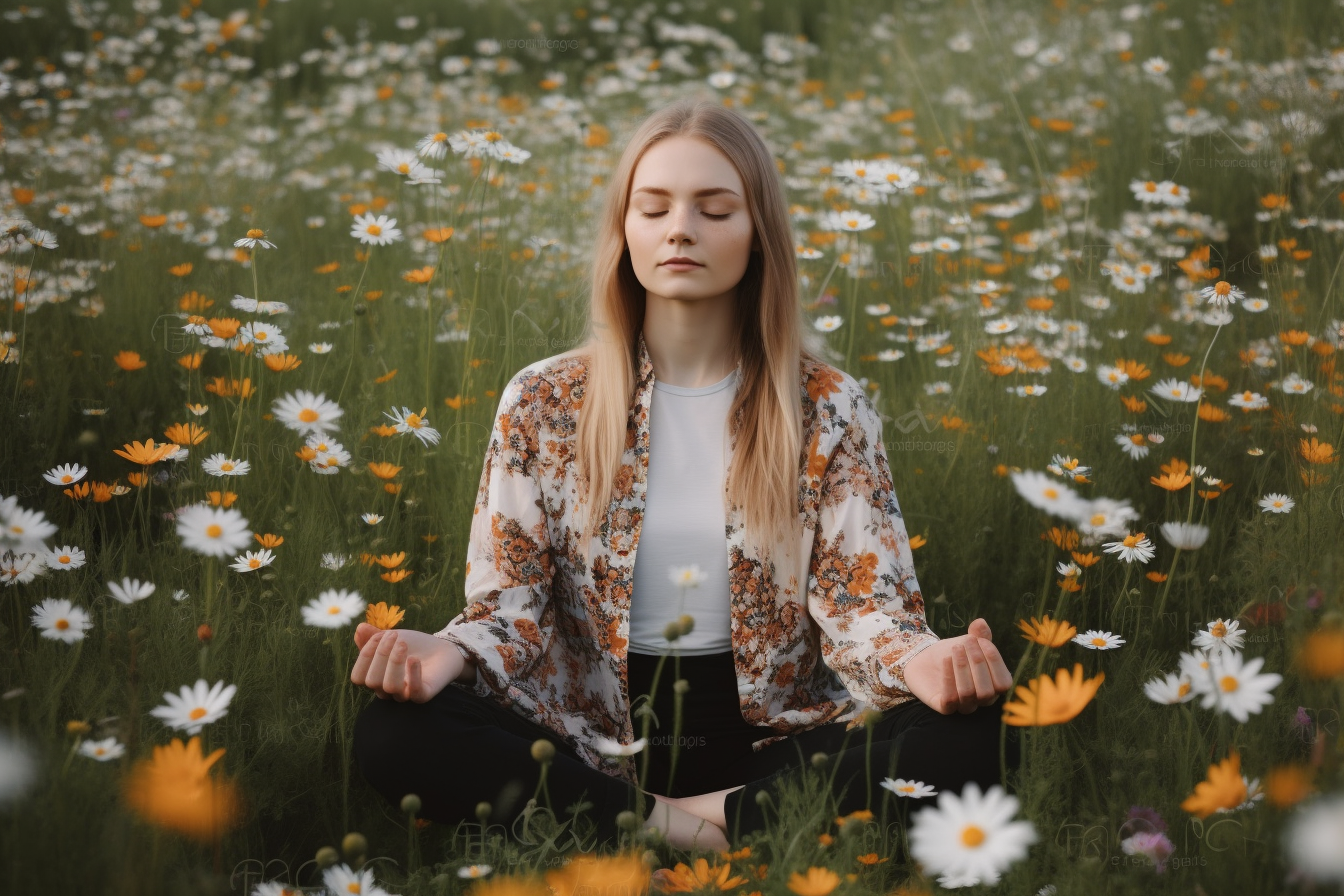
[{"xmin": 435, "ymin": 332, "xmax": 940, "ymax": 787}]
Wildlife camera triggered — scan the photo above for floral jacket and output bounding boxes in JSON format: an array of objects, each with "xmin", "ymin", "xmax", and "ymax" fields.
[{"xmin": 434, "ymin": 332, "xmax": 940, "ymax": 787}]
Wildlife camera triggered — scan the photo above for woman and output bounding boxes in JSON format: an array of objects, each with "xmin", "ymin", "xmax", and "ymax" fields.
[{"xmin": 351, "ymin": 99, "xmax": 1018, "ymax": 852}]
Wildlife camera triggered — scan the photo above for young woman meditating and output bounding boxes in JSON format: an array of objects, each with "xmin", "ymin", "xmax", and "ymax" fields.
[{"xmin": 350, "ymin": 98, "xmax": 1018, "ymax": 851}]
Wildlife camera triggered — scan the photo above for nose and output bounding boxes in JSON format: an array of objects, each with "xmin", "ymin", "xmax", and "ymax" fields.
[{"xmin": 665, "ymin": 205, "xmax": 695, "ymax": 245}]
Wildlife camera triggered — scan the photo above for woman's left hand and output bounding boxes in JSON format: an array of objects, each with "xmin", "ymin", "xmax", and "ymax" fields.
[{"xmin": 900, "ymin": 618, "xmax": 1014, "ymax": 714}]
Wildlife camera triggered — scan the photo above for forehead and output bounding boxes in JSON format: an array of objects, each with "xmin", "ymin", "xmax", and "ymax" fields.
[{"xmin": 629, "ymin": 136, "xmax": 743, "ymax": 194}]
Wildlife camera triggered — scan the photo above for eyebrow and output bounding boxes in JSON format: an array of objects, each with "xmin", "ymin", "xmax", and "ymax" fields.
[{"xmin": 631, "ymin": 187, "xmax": 741, "ymax": 198}]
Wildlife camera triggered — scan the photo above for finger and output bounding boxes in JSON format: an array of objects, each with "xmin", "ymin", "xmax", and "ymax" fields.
[
  {"xmin": 951, "ymin": 643, "xmax": 977, "ymax": 714},
  {"xmin": 407, "ymin": 656, "xmax": 425, "ymax": 702},
  {"xmin": 968, "ymin": 617, "xmax": 993, "ymax": 641},
  {"xmin": 961, "ymin": 637, "xmax": 998, "ymax": 705},
  {"xmin": 940, "ymin": 652, "xmax": 958, "ymax": 714},
  {"xmin": 382, "ymin": 637, "xmax": 410, "ymax": 702},
  {"xmin": 354, "ymin": 622, "xmax": 378, "ymax": 650},
  {"xmin": 350, "ymin": 629, "xmax": 387, "ymax": 688},
  {"xmin": 365, "ymin": 630, "xmax": 398, "ymax": 694},
  {"xmin": 977, "ymin": 638, "xmax": 1015, "ymax": 693}
]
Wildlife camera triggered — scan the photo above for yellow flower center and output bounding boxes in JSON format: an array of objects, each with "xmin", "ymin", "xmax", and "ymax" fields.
[
  {"xmin": 347, "ymin": 884, "xmax": 361, "ymax": 894},
  {"xmin": 206, "ymin": 524, "xmax": 223, "ymax": 538},
  {"xmin": 899, "ymin": 785, "xmax": 914, "ymax": 793},
  {"xmin": 299, "ymin": 408, "xmax": 319, "ymax": 422},
  {"xmin": 221, "ymin": 463, "xmax": 233, "ymax": 472},
  {"xmin": 1220, "ymin": 675, "xmax": 1239, "ymax": 693},
  {"xmin": 61, "ymin": 474, "xmax": 73, "ymax": 482},
  {"xmin": 248, "ymin": 558, "xmax": 261, "ymax": 569},
  {"xmin": 960, "ymin": 824, "xmax": 986, "ymax": 847},
  {"xmin": 433, "ymin": 132, "xmax": 447, "ymax": 142},
  {"xmin": 1211, "ymin": 622, "xmax": 1227, "ymax": 638},
  {"xmin": 58, "ymin": 555, "xmax": 71, "ymax": 564},
  {"xmin": 1043, "ymin": 488, "xmax": 1058, "ymax": 500},
  {"xmin": 247, "ymin": 228, "xmax": 264, "ymax": 238},
  {"xmin": 1091, "ymin": 637, "xmax": 1107, "ymax": 647},
  {"xmin": 1123, "ymin": 534, "xmax": 1141, "ymax": 547},
  {"xmin": 1143, "ymin": 181, "xmax": 1157, "ymax": 192},
  {"xmin": 397, "ymin": 163, "xmax": 410, "ymax": 174},
  {"xmin": 189, "ymin": 707, "xmax": 208, "ymax": 720},
  {"xmin": 1089, "ymin": 513, "xmax": 1105, "ymax": 526},
  {"xmin": 1178, "ymin": 682, "xmax": 1191, "ymax": 697},
  {"xmin": 56, "ymin": 619, "xmax": 70, "ymax": 630},
  {"xmin": 328, "ymin": 605, "xmax": 341, "ymax": 614},
  {"xmin": 406, "ymin": 414, "xmax": 422, "ymax": 427},
  {"xmin": 1130, "ymin": 434, "xmax": 1145, "ymax": 445},
  {"xmin": 367, "ymin": 224, "xmax": 382, "ymax": 236},
  {"xmin": 1214, "ymin": 281, "xmax": 1231, "ymax": 296}
]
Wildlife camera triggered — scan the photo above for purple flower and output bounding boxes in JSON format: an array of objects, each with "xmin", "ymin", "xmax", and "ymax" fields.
[
  {"xmin": 1121, "ymin": 831, "xmax": 1175, "ymax": 872},
  {"xmin": 1123, "ymin": 805, "xmax": 1167, "ymax": 834},
  {"xmin": 1293, "ymin": 706, "xmax": 1313, "ymax": 731}
]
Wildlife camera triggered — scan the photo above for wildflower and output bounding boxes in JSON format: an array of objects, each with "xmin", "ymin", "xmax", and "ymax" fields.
[
  {"xmin": 44, "ymin": 545, "xmax": 86, "ymax": 570},
  {"xmin": 785, "ymin": 867, "xmax": 841, "ymax": 896},
  {"xmin": 365, "ymin": 602, "xmax": 405, "ymax": 630},
  {"xmin": 1017, "ymin": 615, "xmax": 1077, "ymax": 648},
  {"xmin": 272, "ymin": 389, "xmax": 344, "ymax": 436},
  {"xmin": 1192, "ymin": 619, "xmax": 1245, "ymax": 656},
  {"xmin": 908, "ymin": 782, "xmax": 1038, "ymax": 887},
  {"xmin": 1258, "ymin": 493, "xmax": 1294, "ymax": 513},
  {"xmin": 416, "ymin": 131, "xmax": 451, "ymax": 159},
  {"xmin": 1120, "ymin": 830, "xmax": 1175, "ymax": 871},
  {"xmin": 150, "ymin": 679, "xmax": 237, "ymax": 736},
  {"xmin": 1002, "ymin": 664, "xmax": 1104, "ymax": 726},
  {"xmin": 880, "ymin": 778, "xmax": 938, "ymax": 798},
  {"xmin": 0, "ymin": 731, "xmax": 36, "ymax": 805},
  {"xmin": 362, "ymin": 513, "xmax": 383, "ymax": 525},
  {"xmin": 813, "ymin": 315, "xmax": 844, "ymax": 332},
  {"xmin": 384, "ymin": 406, "xmax": 441, "ymax": 446},
  {"xmin": 1195, "ymin": 651, "xmax": 1282, "ymax": 723},
  {"xmin": 320, "ymin": 552, "xmax": 349, "ymax": 571},
  {"xmin": 201, "ymin": 453, "xmax": 250, "ymax": 477},
  {"xmin": 1010, "ymin": 470, "xmax": 1088, "ymax": 519},
  {"xmin": 42, "ymin": 463, "xmax": 87, "ymax": 486},
  {"xmin": 79, "ymin": 737, "xmax": 125, "ymax": 761},
  {"xmin": 302, "ymin": 589, "xmax": 366, "ymax": 628},
  {"xmin": 1228, "ymin": 390, "xmax": 1268, "ymax": 410},
  {"xmin": 1149, "ymin": 378, "xmax": 1203, "ymax": 402},
  {"xmin": 108, "ymin": 577, "xmax": 156, "ymax": 605},
  {"xmin": 31, "ymin": 598, "xmax": 93, "ymax": 643},
  {"xmin": 113, "ymin": 439, "xmax": 178, "ymax": 465},
  {"xmin": 229, "ymin": 549, "xmax": 275, "ymax": 573},
  {"xmin": 123, "ymin": 735, "xmax": 240, "ymax": 841},
  {"xmin": 113, "ymin": 350, "xmax": 148, "ymax": 371},
  {"xmin": 458, "ymin": 865, "xmax": 494, "ymax": 879},
  {"xmin": 176, "ymin": 504, "xmax": 254, "ymax": 558},
  {"xmin": 1159, "ymin": 521, "xmax": 1209, "ymax": 550},
  {"xmin": 1297, "ymin": 626, "xmax": 1344, "ymax": 679},
  {"xmin": 232, "ymin": 229, "xmax": 275, "ymax": 250},
  {"xmin": 350, "ymin": 213, "xmax": 403, "ymax": 246},
  {"xmin": 592, "ymin": 736, "xmax": 647, "ymax": 758},
  {"xmin": 1143, "ymin": 672, "xmax": 1195, "ymax": 704},
  {"xmin": 322, "ymin": 865, "xmax": 392, "ymax": 896},
  {"xmin": 653, "ymin": 857, "xmax": 748, "ymax": 892},
  {"xmin": 669, "ymin": 565, "xmax": 706, "ymax": 588},
  {"xmin": 1115, "ymin": 430, "xmax": 1150, "ymax": 460},
  {"xmin": 1101, "ymin": 532, "xmax": 1156, "ymax": 564},
  {"xmin": 1198, "ymin": 280, "xmax": 1244, "ymax": 309},
  {"xmin": 1285, "ymin": 794, "xmax": 1344, "ymax": 885},
  {"xmin": 1072, "ymin": 630, "xmax": 1125, "ymax": 650},
  {"xmin": 1181, "ymin": 753, "xmax": 1247, "ymax": 819}
]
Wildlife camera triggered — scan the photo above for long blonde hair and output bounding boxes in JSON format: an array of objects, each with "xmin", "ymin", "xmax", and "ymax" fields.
[{"xmin": 568, "ymin": 98, "xmax": 825, "ymax": 573}]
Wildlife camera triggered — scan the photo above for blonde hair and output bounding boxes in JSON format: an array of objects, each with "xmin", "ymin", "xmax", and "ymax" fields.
[{"xmin": 567, "ymin": 98, "xmax": 826, "ymax": 572}]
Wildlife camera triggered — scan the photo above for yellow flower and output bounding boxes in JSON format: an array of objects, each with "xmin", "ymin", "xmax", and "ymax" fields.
[
  {"xmin": 1002, "ymin": 663, "xmax": 1103, "ymax": 726},
  {"xmin": 1299, "ymin": 437, "xmax": 1337, "ymax": 465},
  {"xmin": 786, "ymin": 867, "xmax": 840, "ymax": 896},
  {"xmin": 1017, "ymin": 615, "xmax": 1077, "ymax": 648},
  {"xmin": 1181, "ymin": 752, "xmax": 1247, "ymax": 820},
  {"xmin": 1297, "ymin": 626, "xmax": 1344, "ymax": 679},
  {"xmin": 113, "ymin": 439, "xmax": 178, "ymax": 465},
  {"xmin": 122, "ymin": 736, "xmax": 241, "ymax": 841},
  {"xmin": 652, "ymin": 857, "xmax": 748, "ymax": 892},
  {"xmin": 113, "ymin": 350, "xmax": 147, "ymax": 371},
  {"xmin": 545, "ymin": 852, "xmax": 651, "ymax": 896},
  {"xmin": 366, "ymin": 602, "xmax": 405, "ymax": 630},
  {"xmin": 465, "ymin": 876, "xmax": 550, "ymax": 896},
  {"xmin": 164, "ymin": 422, "xmax": 209, "ymax": 446},
  {"xmin": 374, "ymin": 552, "xmax": 406, "ymax": 569},
  {"xmin": 368, "ymin": 461, "xmax": 403, "ymax": 480}
]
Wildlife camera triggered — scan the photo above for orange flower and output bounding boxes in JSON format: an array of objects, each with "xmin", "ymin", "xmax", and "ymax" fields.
[
  {"xmin": 1002, "ymin": 663, "xmax": 1103, "ymax": 727},
  {"xmin": 1197, "ymin": 402, "xmax": 1230, "ymax": 423},
  {"xmin": 1163, "ymin": 352, "xmax": 1191, "ymax": 366},
  {"xmin": 164, "ymin": 422, "xmax": 209, "ymax": 446},
  {"xmin": 12, "ymin": 187, "xmax": 35, "ymax": 205},
  {"xmin": 139, "ymin": 213, "xmax": 168, "ymax": 228},
  {"xmin": 1018, "ymin": 615, "xmax": 1077, "ymax": 647},
  {"xmin": 374, "ymin": 552, "xmax": 406, "ymax": 569},
  {"xmin": 127, "ymin": 471, "xmax": 149, "ymax": 488},
  {"xmin": 1146, "ymin": 571, "xmax": 1168, "ymax": 583},
  {"xmin": 907, "ymin": 534, "xmax": 926, "ymax": 550},
  {"xmin": 653, "ymin": 857, "xmax": 747, "ymax": 892},
  {"xmin": 206, "ymin": 491, "xmax": 238, "ymax": 508},
  {"xmin": 314, "ymin": 261, "xmax": 340, "ymax": 274},
  {"xmin": 369, "ymin": 424, "xmax": 400, "ymax": 437},
  {"xmin": 122, "ymin": 736, "xmax": 241, "ymax": 841},
  {"xmin": 786, "ymin": 867, "xmax": 840, "ymax": 896},
  {"xmin": 366, "ymin": 602, "xmax": 405, "ymax": 630},
  {"xmin": 1297, "ymin": 626, "xmax": 1344, "ymax": 679},
  {"xmin": 1264, "ymin": 764, "xmax": 1314, "ymax": 808},
  {"xmin": 854, "ymin": 853, "xmax": 888, "ymax": 866},
  {"xmin": 64, "ymin": 481, "xmax": 91, "ymax": 501},
  {"xmin": 178, "ymin": 352, "xmax": 203, "ymax": 370},
  {"xmin": 207, "ymin": 317, "xmax": 241, "ymax": 340},
  {"xmin": 1181, "ymin": 752, "xmax": 1247, "ymax": 820},
  {"xmin": 423, "ymin": 226, "xmax": 455, "ymax": 243},
  {"xmin": 380, "ymin": 569, "xmax": 413, "ymax": 584},
  {"xmin": 1120, "ymin": 394, "xmax": 1148, "ymax": 413},
  {"xmin": 374, "ymin": 368, "xmax": 398, "ymax": 383},
  {"xmin": 254, "ymin": 533, "xmax": 284, "ymax": 549},
  {"xmin": 1151, "ymin": 457, "xmax": 1192, "ymax": 491},
  {"xmin": 402, "ymin": 266, "xmax": 435, "ymax": 284},
  {"xmin": 546, "ymin": 852, "xmax": 651, "ymax": 896},
  {"xmin": 169, "ymin": 263, "xmax": 194, "ymax": 277},
  {"xmin": 178, "ymin": 291, "xmax": 213, "ymax": 312},
  {"xmin": 1070, "ymin": 550, "xmax": 1100, "ymax": 567},
  {"xmin": 368, "ymin": 462, "xmax": 402, "ymax": 480},
  {"xmin": 1300, "ymin": 438, "xmax": 1337, "ymax": 465},
  {"xmin": 114, "ymin": 350, "xmax": 147, "ymax": 371},
  {"xmin": 1043, "ymin": 527, "xmax": 1079, "ymax": 550},
  {"xmin": 262, "ymin": 352, "xmax": 302, "ymax": 372},
  {"xmin": 113, "ymin": 439, "xmax": 178, "ymax": 465},
  {"xmin": 91, "ymin": 481, "xmax": 117, "ymax": 502},
  {"xmin": 1115, "ymin": 358, "xmax": 1151, "ymax": 380}
]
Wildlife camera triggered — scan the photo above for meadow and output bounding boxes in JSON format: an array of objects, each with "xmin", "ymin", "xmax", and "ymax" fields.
[{"xmin": 2, "ymin": 0, "xmax": 1344, "ymax": 893}]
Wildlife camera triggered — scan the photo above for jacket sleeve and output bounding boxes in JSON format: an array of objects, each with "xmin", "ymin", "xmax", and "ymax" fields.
[
  {"xmin": 433, "ymin": 370, "xmax": 556, "ymax": 702},
  {"xmin": 806, "ymin": 380, "xmax": 940, "ymax": 708}
]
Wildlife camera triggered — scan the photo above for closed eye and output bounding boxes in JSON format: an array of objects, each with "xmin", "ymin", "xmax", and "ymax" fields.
[{"xmin": 640, "ymin": 211, "xmax": 731, "ymax": 219}]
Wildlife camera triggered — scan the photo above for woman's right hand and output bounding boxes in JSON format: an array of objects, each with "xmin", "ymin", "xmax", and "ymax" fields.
[{"xmin": 350, "ymin": 624, "xmax": 471, "ymax": 702}]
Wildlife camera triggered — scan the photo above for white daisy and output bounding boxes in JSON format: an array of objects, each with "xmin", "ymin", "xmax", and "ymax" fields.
[
  {"xmin": 1100, "ymin": 532, "xmax": 1156, "ymax": 564},
  {"xmin": 1095, "ymin": 365, "xmax": 1129, "ymax": 389},
  {"xmin": 1159, "ymin": 521, "xmax": 1209, "ymax": 551},
  {"xmin": 881, "ymin": 778, "xmax": 938, "ymax": 798},
  {"xmin": 1149, "ymin": 378, "xmax": 1203, "ymax": 402},
  {"xmin": 272, "ymin": 389, "xmax": 344, "ymax": 436},
  {"xmin": 1195, "ymin": 651, "xmax": 1282, "ymax": 723},
  {"xmin": 1010, "ymin": 470, "xmax": 1088, "ymax": 520},
  {"xmin": 384, "ymin": 406, "xmax": 441, "ymax": 446},
  {"xmin": 149, "ymin": 679, "xmax": 238, "ymax": 735},
  {"xmin": 201, "ymin": 453, "xmax": 251, "ymax": 477},
  {"xmin": 229, "ymin": 548, "xmax": 275, "ymax": 573},
  {"xmin": 1228, "ymin": 390, "xmax": 1268, "ymax": 410},
  {"xmin": 362, "ymin": 513, "xmax": 383, "ymax": 525},
  {"xmin": 813, "ymin": 315, "xmax": 844, "ymax": 332},
  {"xmin": 1193, "ymin": 619, "xmax": 1245, "ymax": 656},
  {"xmin": 1198, "ymin": 280, "xmax": 1244, "ymax": 309},
  {"xmin": 1258, "ymin": 493, "xmax": 1294, "ymax": 513},
  {"xmin": 43, "ymin": 545, "xmax": 86, "ymax": 570},
  {"xmin": 1143, "ymin": 671, "xmax": 1195, "ymax": 704},
  {"xmin": 320, "ymin": 552, "xmax": 349, "ymax": 571},
  {"xmin": 302, "ymin": 589, "xmax": 366, "ymax": 628},
  {"xmin": 107, "ymin": 577, "xmax": 156, "ymax": 605},
  {"xmin": 1115, "ymin": 431, "xmax": 1150, "ymax": 460},
  {"xmin": 78, "ymin": 737, "xmax": 125, "ymax": 761},
  {"xmin": 416, "ymin": 131, "xmax": 451, "ymax": 160},
  {"xmin": 908, "ymin": 782, "xmax": 1038, "ymax": 887},
  {"xmin": 176, "ymin": 503, "xmax": 254, "ymax": 558},
  {"xmin": 31, "ymin": 598, "xmax": 93, "ymax": 643},
  {"xmin": 232, "ymin": 229, "xmax": 276, "ymax": 250},
  {"xmin": 1072, "ymin": 630, "xmax": 1126, "ymax": 650},
  {"xmin": 42, "ymin": 463, "xmax": 87, "ymax": 486},
  {"xmin": 1285, "ymin": 794, "xmax": 1344, "ymax": 885},
  {"xmin": 592, "ymin": 735, "xmax": 647, "ymax": 757},
  {"xmin": 322, "ymin": 865, "xmax": 391, "ymax": 896},
  {"xmin": 668, "ymin": 565, "xmax": 705, "ymax": 588},
  {"xmin": 458, "ymin": 865, "xmax": 494, "ymax": 879},
  {"xmin": 350, "ymin": 213, "xmax": 403, "ymax": 247}
]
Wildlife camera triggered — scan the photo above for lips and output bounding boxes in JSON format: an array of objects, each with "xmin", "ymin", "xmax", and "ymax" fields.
[{"xmin": 661, "ymin": 258, "xmax": 703, "ymax": 266}]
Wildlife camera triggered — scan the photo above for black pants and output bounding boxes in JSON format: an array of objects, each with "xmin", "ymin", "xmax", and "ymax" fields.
[{"xmin": 352, "ymin": 650, "xmax": 1018, "ymax": 846}]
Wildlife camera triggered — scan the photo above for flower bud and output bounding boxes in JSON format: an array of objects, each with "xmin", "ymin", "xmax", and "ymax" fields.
[
  {"xmin": 197, "ymin": 623, "xmax": 213, "ymax": 643},
  {"xmin": 341, "ymin": 832, "xmax": 368, "ymax": 860},
  {"xmin": 673, "ymin": 679, "xmax": 689, "ymax": 695},
  {"xmin": 642, "ymin": 849, "xmax": 660, "ymax": 868},
  {"xmin": 754, "ymin": 790, "xmax": 772, "ymax": 807},
  {"xmin": 531, "ymin": 739, "xmax": 556, "ymax": 763},
  {"xmin": 475, "ymin": 801, "xmax": 492, "ymax": 824},
  {"xmin": 616, "ymin": 810, "xmax": 641, "ymax": 831},
  {"xmin": 401, "ymin": 794, "xmax": 422, "ymax": 815},
  {"xmin": 315, "ymin": 846, "xmax": 340, "ymax": 868},
  {"xmin": 663, "ymin": 621, "xmax": 682, "ymax": 642},
  {"xmin": 810, "ymin": 751, "xmax": 829, "ymax": 769},
  {"xmin": 678, "ymin": 614, "xmax": 695, "ymax": 637}
]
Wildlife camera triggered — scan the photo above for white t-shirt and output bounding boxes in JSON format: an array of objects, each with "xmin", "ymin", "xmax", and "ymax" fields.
[{"xmin": 628, "ymin": 367, "xmax": 739, "ymax": 656}]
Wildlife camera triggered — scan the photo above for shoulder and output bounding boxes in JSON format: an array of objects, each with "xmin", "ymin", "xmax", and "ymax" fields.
[
  {"xmin": 494, "ymin": 348, "xmax": 591, "ymax": 425},
  {"xmin": 799, "ymin": 354, "xmax": 880, "ymax": 436}
]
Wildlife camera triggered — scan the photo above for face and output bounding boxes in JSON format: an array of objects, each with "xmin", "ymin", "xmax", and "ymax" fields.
[{"xmin": 624, "ymin": 135, "xmax": 758, "ymax": 305}]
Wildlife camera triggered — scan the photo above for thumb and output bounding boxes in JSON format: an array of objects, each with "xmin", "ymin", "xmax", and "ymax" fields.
[
  {"xmin": 354, "ymin": 622, "xmax": 378, "ymax": 648},
  {"xmin": 968, "ymin": 617, "xmax": 993, "ymax": 640}
]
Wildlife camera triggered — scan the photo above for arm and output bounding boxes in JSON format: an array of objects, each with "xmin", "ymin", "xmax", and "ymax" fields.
[
  {"xmin": 431, "ymin": 370, "xmax": 557, "ymax": 702},
  {"xmin": 806, "ymin": 381, "xmax": 941, "ymax": 708}
]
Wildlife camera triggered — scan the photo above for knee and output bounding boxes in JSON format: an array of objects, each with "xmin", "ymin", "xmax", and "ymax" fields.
[{"xmin": 352, "ymin": 696, "xmax": 427, "ymax": 786}]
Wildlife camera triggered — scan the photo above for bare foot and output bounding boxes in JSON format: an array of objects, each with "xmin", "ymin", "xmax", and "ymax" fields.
[{"xmin": 644, "ymin": 794, "xmax": 730, "ymax": 851}]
